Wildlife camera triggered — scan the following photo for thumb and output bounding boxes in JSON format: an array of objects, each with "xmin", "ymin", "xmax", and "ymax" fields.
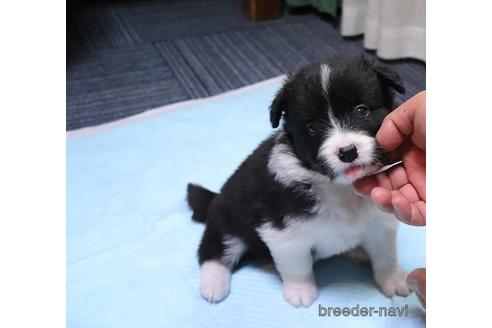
[{"xmin": 376, "ymin": 91, "xmax": 426, "ymax": 152}]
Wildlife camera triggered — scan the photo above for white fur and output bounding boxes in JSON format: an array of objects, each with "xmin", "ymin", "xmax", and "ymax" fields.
[
  {"xmin": 261, "ymin": 156, "xmax": 409, "ymax": 307},
  {"xmin": 282, "ymin": 275, "xmax": 318, "ymax": 307},
  {"xmin": 267, "ymin": 132, "xmax": 329, "ymax": 187},
  {"xmin": 199, "ymin": 260, "xmax": 231, "ymax": 303},
  {"xmin": 327, "ymin": 107, "xmax": 343, "ymax": 131},
  {"xmin": 320, "ymin": 64, "xmax": 331, "ymax": 95},
  {"xmin": 222, "ymin": 235, "xmax": 246, "ymax": 267},
  {"xmin": 319, "ymin": 124, "xmax": 378, "ymax": 184},
  {"xmin": 269, "ymin": 125, "xmax": 380, "ymax": 187}
]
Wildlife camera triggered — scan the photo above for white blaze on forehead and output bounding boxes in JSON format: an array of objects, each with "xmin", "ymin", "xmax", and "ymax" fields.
[
  {"xmin": 320, "ymin": 64, "xmax": 331, "ymax": 95},
  {"xmin": 321, "ymin": 63, "xmax": 343, "ymax": 133},
  {"xmin": 327, "ymin": 108, "xmax": 343, "ymax": 131}
]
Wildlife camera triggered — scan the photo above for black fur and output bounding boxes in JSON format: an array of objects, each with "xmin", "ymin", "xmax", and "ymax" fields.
[
  {"xmin": 193, "ymin": 135, "xmax": 317, "ymax": 264},
  {"xmin": 187, "ymin": 55, "xmax": 405, "ymax": 267},
  {"xmin": 187, "ymin": 184, "xmax": 218, "ymax": 223}
]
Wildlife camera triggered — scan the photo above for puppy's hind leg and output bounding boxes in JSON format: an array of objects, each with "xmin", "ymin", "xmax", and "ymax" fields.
[
  {"xmin": 199, "ymin": 259, "xmax": 231, "ymax": 303},
  {"xmin": 198, "ymin": 225, "xmax": 246, "ymax": 303}
]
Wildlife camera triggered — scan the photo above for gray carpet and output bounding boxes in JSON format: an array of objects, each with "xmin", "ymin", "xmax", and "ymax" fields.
[{"xmin": 67, "ymin": 0, "xmax": 426, "ymax": 130}]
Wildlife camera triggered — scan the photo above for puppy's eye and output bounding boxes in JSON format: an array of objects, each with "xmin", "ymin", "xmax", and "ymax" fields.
[
  {"xmin": 306, "ymin": 123, "xmax": 317, "ymax": 136},
  {"xmin": 355, "ymin": 104, "xmax": 370, "ymax": 117}
]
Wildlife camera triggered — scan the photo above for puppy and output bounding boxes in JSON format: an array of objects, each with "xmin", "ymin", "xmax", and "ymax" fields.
[{"xmin": 187, "ymin": 56, "xmax": 410, "ymax": 307}]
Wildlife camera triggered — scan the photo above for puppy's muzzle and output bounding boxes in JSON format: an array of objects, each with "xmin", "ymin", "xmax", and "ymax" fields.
[{"xmin": 338, "ymin": 144, "xmax": 358, "ymax": 163}]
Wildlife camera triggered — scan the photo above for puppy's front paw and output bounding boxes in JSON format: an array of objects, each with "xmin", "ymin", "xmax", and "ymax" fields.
[
  {"xmin": 282, "ymin": 278, "xmax": 318, "ymax": 308},
  {"xmin": 200, "ymin": 260, "xmax": 231, "ymax": 303},
  {"xmin": 375, "ymin": 267, "xmax": 410, "ymax": 297}
]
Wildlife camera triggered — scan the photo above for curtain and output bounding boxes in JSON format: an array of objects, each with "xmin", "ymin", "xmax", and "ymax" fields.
[
  {"xmin": 341, "ymin": 0, "xmax": 425, "ymax": 61},
  {"xmin": 287, "ymin": 0, "xmax": 341, "ymax": 17}
]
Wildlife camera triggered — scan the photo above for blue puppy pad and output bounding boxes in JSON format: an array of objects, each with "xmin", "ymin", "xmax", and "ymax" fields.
[{"xmin": 67, "ymin": 79, "xmax": 426, "ymax": 328}]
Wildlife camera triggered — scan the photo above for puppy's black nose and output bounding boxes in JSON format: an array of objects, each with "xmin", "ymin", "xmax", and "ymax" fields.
[{"xmin": 338, "ymin": 144, "xmax": 358, "ymax": 163}]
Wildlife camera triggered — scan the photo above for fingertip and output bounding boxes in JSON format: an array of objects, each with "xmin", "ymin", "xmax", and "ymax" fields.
[
  {"xmin": 371, "ymin": 187, "xmax": 393, "ymax": 212},
  {"xmin": 353, "ymin": 176, "xmax": 378, "ymax": 196},
  {"xmin": 371, "ymin": 187, "xmax": 390, "ymax": 203},
  {"xmin": 376, "ymin": 119, "xmax": 400, "ymax": 152},
  {"xmin": 375, "ymin": 171, "xmax": 393, "ymax": 190},
  {"xmin": 376, "ymin": 96, "xmax": 419, "ymax": 151},
  {"xmin": 416, "ymin": 201, "xmax": 426, "ymax": 225},
  {"xmin": 387, "ymin": 165, "xmax": 408, "ymax": 189},
  {"xmin": 392, "ymin": 195, "xmax": 412, "ymax": 223},
  {"xmin": 409, "ymin": 204, "xmax": 426, "ymax": 226}
]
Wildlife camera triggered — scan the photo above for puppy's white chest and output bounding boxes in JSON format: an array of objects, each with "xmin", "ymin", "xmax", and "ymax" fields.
[
  {"xmin": 308, "ymin": 205, "xmax": 366, "ymax": 259},
  {"xmin": 310, "ymin": 185, "xmax": 375, "ymax": 258},
  {"xmin": 258, "ymin": 186, "xmax": 377, "ymax": 261}
]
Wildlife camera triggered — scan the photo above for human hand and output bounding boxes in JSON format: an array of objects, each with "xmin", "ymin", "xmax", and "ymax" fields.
[
  {"xmin": 354, "ymin": 91, "xmax": 426, "ymax": 226},
  {"xmin": 407, "ymin": 268, "xmax": 426, "ymax": 308}
]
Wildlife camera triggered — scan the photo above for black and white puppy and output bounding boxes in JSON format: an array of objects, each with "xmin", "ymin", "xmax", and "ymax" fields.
[{"xmin": 187, "ymin": 56, "xmax": 409, "ymax": 307}]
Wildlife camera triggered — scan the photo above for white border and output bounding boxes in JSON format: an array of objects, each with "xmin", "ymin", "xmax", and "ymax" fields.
[
  {"xmin": 2, "ymin": 1, "xmax": 65, "ymax": 327},
  {"xmin": 67, "ymin": 75, "xmax": 286, "ymax": 140}
]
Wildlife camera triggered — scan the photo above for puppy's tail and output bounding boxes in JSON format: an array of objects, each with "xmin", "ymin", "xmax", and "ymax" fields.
[{"xmin": 186, "ymin": 183, "xmax": 218, "ymax": 223}]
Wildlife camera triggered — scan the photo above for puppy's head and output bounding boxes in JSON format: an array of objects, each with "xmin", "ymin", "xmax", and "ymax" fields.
[{"xmin": 270, "ymin": 56, "xmax": 405, "ymax": 184}]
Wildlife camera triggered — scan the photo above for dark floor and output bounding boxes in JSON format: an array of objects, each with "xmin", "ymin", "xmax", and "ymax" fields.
[{"xmin": 67, "ymin": 0, "xmax": 426, "ymax": 130}]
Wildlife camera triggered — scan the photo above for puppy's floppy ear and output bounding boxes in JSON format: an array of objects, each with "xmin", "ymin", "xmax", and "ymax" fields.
[
  {"xmin": 269, "ymin": 80, "xmax": 290, "ymax": 128},
  {"xmin": 373, "ymin": 65, "xmax": 406, "ymax": 94}
]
